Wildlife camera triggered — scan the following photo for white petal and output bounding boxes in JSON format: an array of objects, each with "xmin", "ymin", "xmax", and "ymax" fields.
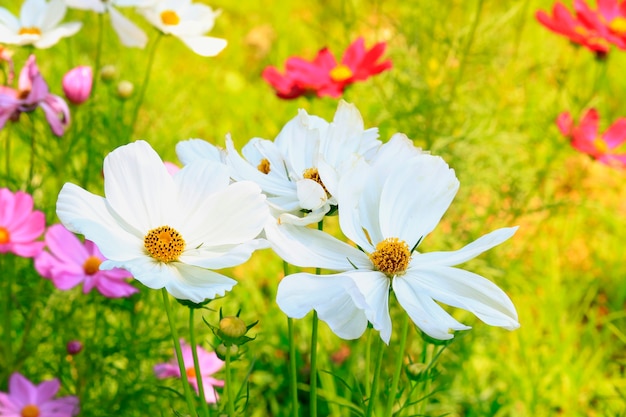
[
  {"xmin": 0, "ymin": 8, "xmax": 20, "ymax": 32},
  {"xmin": 347, "ymin": 270, "xmax": 392, "ymax": 343},
  {"xmin": 109, "ymin": 6, "xmax": 147, "ymax": 48},
  {"xmin": 274, "ymin": 110, "xmax": 321, "ymax": 175},
  {"xmin": 65, "ymin": 0, "xmax": 105, "ymax": 12},
  {"xmin": 371, "ymin": 133, "xmax": 425, "ymax": 169},
  {"xmin": 34, "ymin": 22, "xmax": 81, "ymax": 48},
  {"xmin": 20, "ymin": 0, "xmax": 45, "ymax": 27},
  {"xmin": 178, "ymin": 35, "xmax": 227, "ymax": 57},
  {"xmin": 407, "ymin": 266, "xmax": 519, "ymax": 330},
  {"xmin": 40, "ymin": 0, "xmax": 66, "ymax": 30},
  {"xmin": 296, "ymin": 179, "xmax": 327, "ymax": 210},
  {"xmin": 276, "ymin": 206, "xmax": 326, "ymax": 227},
  {"xmin": 180, "ymin": 238, "xmax": 268, "ymax": 270},
  {"xmin": 176, "ymin": 138, "xmax": 223, "ymax": 165},
  {"xmin": 276, "ymin": 272, "xmax": 369, "ymax": 340},
  {"xmin": 417, "ymin": 227, "xmax": 518, "ymax": 268},
  {"xmin": 165, "ymin": 263, "xmax": 237, "ymax": 302},
  {"xmin": 393, "ymin": 272, "xmax": 472, "ymax": 340}
]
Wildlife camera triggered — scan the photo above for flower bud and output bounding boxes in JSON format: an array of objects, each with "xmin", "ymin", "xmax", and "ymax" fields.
[
  {"xmin": 405, "ymin": 362, "xmax": 428, "ymax": 381},
  {"xmin": 66, "ymin": 340, "xmax": 83, "ymax": 355},
  {"xmin": 116, "ymin": 80, "xmax": 134, "ymax": 99},
  {"xmin": 216, "ymin": 343, "xmax": 239, "ymax": 361},
  {"xmin": 100, "ymin": 64, "xmax": 117, "ymax": 82},
  {"xmin": 219, "ymin": 316, "xmax": 247, "ymax": 340},
  {"xmin": 62, "ymin": 66, "xmax": 93, "ymax": 105}
]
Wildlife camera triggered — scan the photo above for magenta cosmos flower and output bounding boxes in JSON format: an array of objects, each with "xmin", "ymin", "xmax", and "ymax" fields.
[
  {"xmin": 262, "ymin": 37, "xmax": 392, "ymax": 99},
  {"xmin": 62, "ymin": 66, "xmax": 92, "ymax": 105},
  {"xmin": 557, "ymin": 108, "xmax": 626, "ymax": 167},
  {"xmin": 34, "ymin": 224, "xmax": 138, "ymax": 298},
  {"xmin": 0, "ymin": 55, "xmax": 70, "ymax": 136},
  {"xmin": 0, "ymin": 372, "xmax": 79, "ymax": 417},
  {"xmin": 154, "ymin": 340, "xmax": 224, "ymax": 403},
  {"xmin": 0, "ymin": 188, "xmax": 45, "ymax": 258}
]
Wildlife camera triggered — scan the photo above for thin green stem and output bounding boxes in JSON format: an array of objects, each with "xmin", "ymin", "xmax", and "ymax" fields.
[
  {"xmin": 225, "ymin": 346, "xmax": 236, "ymax": 416},
  {"xmin": 161, "ymin": 289, "xmax": 197, "ymax": 416},
  {"xmin": 364, "ymin": 329, "xmax": 371, "ymax": 397},
  {"xmin": 285, "ymin": 261, "xmax": 299, "ymax": 417},
  {"xmin": 3, "ymin": 125, "xmax": 11, "ymax": 180},
  {"xmin": 309, "ymin": 220, "xmax": 324, "ymax": 417},
  {"xmin": 27, "ymin": 116, "xmax": 36, "ymax": 192},
  {"xmin": 189, "ymin": 308, "xmax": 210, "ymax": 417},
  {"xmin": 2, "ymin": 255, "xmax": 13, "ymax": 374},
  {"xmin": 366, "ymin": 334, "xmax": 385, "ymax": 417},
  {"xmin": 384, "ymin": 314, "xmax": 409, "ymax": 417}
]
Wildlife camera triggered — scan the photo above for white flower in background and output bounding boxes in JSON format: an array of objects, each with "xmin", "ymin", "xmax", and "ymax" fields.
[
  {"xmin": 0, "ymin": 0, "xmax": 82, "ymax": 48},
  {"xmin": 65, "ymin": 0, "xmax": 153, "ymax": 48},
  {"xmin": 268, "ymin": 138, "xmax": 519, "ymax": 343},
  {"xmin": 176, "ymin": 138, "xmax": 225, "ymax": 165},
  {"xmin": 57, "ymin": 140, "xmax": 270, "ymax": 303},
  {"xmin": 138, "ymin": 0, "xmax": 226, "ymax": 57}
]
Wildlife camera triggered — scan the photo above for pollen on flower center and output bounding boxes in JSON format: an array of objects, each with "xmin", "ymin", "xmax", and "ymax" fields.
[
  {"xmin": 21, "ymin": 404, "xmax": 40, "ymax": 417},
  {"xmin": 610, "ymin": 17, "xmax": 626, "ymax": 34},
  {"xmin": 83, "ymin": 256, "xmax": 102, "ymax": 275},
  {"xmin": 329, "ymin": 64, "xmax": 353, "ymax": 82},
  {"xmin": 18, "ymin": 27, "xmax": 41, "ymax": 36},
  {"xmin": 160, "ymin": 10, "xmax": 180, "ymax": 25},
  {"xmin": 186, "ymin": 367, "xmax": 196, "ymax": 378},
  {"xmin": 302, "ymin": 167, "xmax": 328, "ymax": 194},
  {"xmin": 369, "ymin": 237, "xmax": 411, "ymax": 277},
  {"xmin": 593, "ymin": 137, "xmax": 609, "ymax": 154},
  {"xmin": 143, "ymin": 226, "xmax": 185, "ymax": 263},
  {"xmin": 0, "ymin": 227, "xmax": 10, "ymax": 244},
  {"xmin": 257, "ymin": 158, "xmax": 271, "ymax": 174}
]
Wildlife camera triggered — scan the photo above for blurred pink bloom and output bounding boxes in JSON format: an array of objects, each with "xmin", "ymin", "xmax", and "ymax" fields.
[
  {"xmin": 34, "ymin": 224, "xmax": 138, "ymax": 298},
  {"xmin": 154, "ymin": 340, "xmax": 224, "ymax": 404},
  {"xmin": 62, "ymin": 66, "xmax": 92, "ymax": 105},
  {"xmin": 557, "ymin": 108, "xmax": 626, "ymax": 167},
  {"xmin": 0, "ymin": 45, "xmax": 14, "ymax": 84},
  {"xmin": 263, "ymin": 37, "xmax": 392, "ymax": 99},
  {"xmin": 0, "ymin": 188, "xmax": 45, "ymax": 258},
  {"xmin": 0, "ymin": 55, "xmax": 70, "ymax": 136},
  {"xmin": 0, "ymin": 372, "xmax": 79, "ymax": 417}
]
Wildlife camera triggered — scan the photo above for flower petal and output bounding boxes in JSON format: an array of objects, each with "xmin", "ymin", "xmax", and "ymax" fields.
[
  {"xmin": 109, "ymin": 5, "xmax": 147, "ymax": 48},
  {"xmin": 346, "ymin": 270, "xmax": 392, "ymax": 343},
  {"xmin": 178, "ymin": 35, "xmax": 227, "ymax": 57}
]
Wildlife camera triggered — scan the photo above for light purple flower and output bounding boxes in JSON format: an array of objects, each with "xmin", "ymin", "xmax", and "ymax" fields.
[
  {"xmin": 0, "ymin": 372, "xmax": 79, "ymax": 417},
  {"xmin": 35, "ymin": 224, "xmax": 138, "ymax": 298},
  {"xmin": 62, "ymin": 66, "xmax": 92, "ymax": 105},
  {"xmin": 0, "ymin": 188, "xmax": 45, "ymax": 258}
]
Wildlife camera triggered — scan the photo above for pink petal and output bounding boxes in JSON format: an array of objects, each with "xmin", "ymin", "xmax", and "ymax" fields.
[
  {"xmin": 9, "ymin": 373, "xmax": 36, "ymax": 406},
  {"xmin": 602, "ymin": 118, "xmax": 626, "ymax": 148},
  {"xmin": 154, "ymin": 363, "xmax": 180, "ymax": 379},
  {"xmin": 341, "ymin": 37, "xmax": 366, "ymax": 68},
  {"xmin": 33, "ymin": 379, "xmax": 60, "ymax": 404},
  {"xmin": 44, "ymin": 224, "xmax": 88, "ymax": 265},
  {"xmin": 9, "ymin": 211, "xmax": 45, "ymax": 243},
  {"xmin": 556, "ymin": 111, "xmax": 573, "ymax": 136}
]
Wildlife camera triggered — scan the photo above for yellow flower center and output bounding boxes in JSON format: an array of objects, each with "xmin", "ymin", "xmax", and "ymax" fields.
[
  {"xmin": 186, "ymin": 367, "xmax": 196, "ymax": 378},
  {"xmin": 18, "ymin": 27, "xmax": 41, "ymax": 36},
  {"xmin": 609, "ymin": 17, "xmax": 626, "ymax": 34},
  {"xmin": 160, "ymin": 10, "xmax": 180, "ymax": 25},
  {"xmin": 329, "ymin": 64, "xmax": 353, "ymax": 82},
  {"xmin": 302, "ymin": 167, "xmax": 328, "ymax": 194},
  {"xmin": 0, "ymin": 227, "xmax": 10, "ymax": 244},
  {"xmin": 21, "ymin": 404, "xmax": 40, "ymax": 417},
  {"xmin": 257, "ymin": 158, "xmax": 271, "ymax": 174},
  {"xmin": 83, "ymin": 256, "xmax": 102, "ymax": 275},
  {"xmin": 143, "ymin": 226, "xmax": 185, "ymax": 263},
  {"xmin": 369, "ymin": 237, "xmax": 411, "ymax": 277},
  {"xmin": 593, "ymin": 137, "xmax": 609, "ymax": 154}
]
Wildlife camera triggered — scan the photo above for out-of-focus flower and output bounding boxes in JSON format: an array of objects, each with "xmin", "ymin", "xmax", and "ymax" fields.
[
  {"xmin": 263, "ymin": 37, "xmax": 392, "ymax": 99},
  {"xmin": 595, "ymin": 0, "xmax": 626, "ymax": 47},
  {"xmin": 116, "ymin": 80, "xmax": 134, "ymax": 98},
  {"xmin": 138, "ymin": 0, "xmax": 227, "ymax": 57},
  {"xmin": 35, "ymin": 224, "xmax": 138, "ymax": 298},
  {"xmin": 0, "ymin": 44, "xmax": 14, "ymax": 84},
  {"xmin": 65, "ymin": 0, "xmax": 151, "ymax": 48},
  {"xmin": 557, "ymin": 108, "xmax": 626, "ymax": 168},
  {"xmin": 62, "ymin": 66, "xmax": 93, "ymax": 105},
  {"xmin": 0, "ymin": 188, "xmax": 45, "ymax": 258},
  {"xmin": 269, "ymin": 137, "xmax": 519, "ymax": 343},
  {"xmin": 0, "ymin": 0, "xmax": 81, "ymax": 49},
  {"xmin": 66, "ymin": 340, "xmax": 83, "ymax": 355},
  {"xmin": 154, "ymin": 340, "xmax": 224, "ymax": 403},
  {"xmin": 0, "ymin": 55, "xmax": 70, "ymax": 136},
  {"xmin": 0, "ymin": 372, "xmax": 79, "ymax": 417},
  {"xmin": 56, "ymin": 140, "xmax": 269, "ymax": 303},
  {"xmin": 100, "ymin": 64, "xmax": 117, "ymax": 82}
]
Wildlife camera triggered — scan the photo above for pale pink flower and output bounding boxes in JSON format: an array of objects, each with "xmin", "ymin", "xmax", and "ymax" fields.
[
  {"xmin": 62, "ymin": 66, "xmax": 92, "ymax": 105},
  {"xmin": 34, "ymin": 224, "xmax": 138, "ymax": 298},
  {"xmin": 154, "ymin": 340, "xmax": 224, "ymax": 403},
  {"xmin": 0, "ymin": 188, "xmax": 45, "ymax": 258},
  {"xmin": 0, "ymin": 372, "xmax": 79, "ymax": 417}
]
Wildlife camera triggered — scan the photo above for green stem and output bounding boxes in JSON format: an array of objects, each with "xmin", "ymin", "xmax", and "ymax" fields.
[
  {"xmin": 285, "ymin": 261, "xmax": 299, "ymax": 417},
  {"xmin": 3, "ymin": 125, "xmax": 11, "ymax": 180},
  {"xmin": 366, "ymin": 334, "xmax": 385, "ymax": 417},
  {"xmin": 27, "ymin": 116, "xmax": 36, "ymax": 192},
  {"xmin": 383, "ymin": 314, "xmax": 409, "ymax": 417},
  {"xmin": 309, "ymin": 220, "xmax": 324, "ymax": 417},
  {"xmin": 161, "ymin": 289, "xmax": 197, "ymax": 416},
  {"xmin": 225, "ymin": 345, "xmax": 236, "ymax": 416},
  {"xmin": 2, "ymin": 255, "xmax": 13, "ymax": 374},
  {"xmin": 189, "ymin": 308, "xmax": 211, "ymax": 417},
  {"xmin": 364, "ymin": 329, "xmax": 371, "ymax": 398},
  {"xmin": 128, "ymin": 32, "xmax": 163, "ymax": 140}
]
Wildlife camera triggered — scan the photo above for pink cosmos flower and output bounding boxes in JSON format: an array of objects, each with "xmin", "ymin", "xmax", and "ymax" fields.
[
  {"xmin": 0, "ymin": 372, "xmax": 79, "ymax": 417},
  {"xmin": 0, "ymin": 188, "xmax": 45, "ymax": 258},
  {"xmin": 154, "ymin": 340, "xmax": 224, "ymax": 403},
  {"xmin": 557, "ymin": 108, "xmax": 626, "ymax": 167},
  {"xmin": 62, "ymin": 66, "xmax": 92, "ymax": 105},
  {"xmin": 262, "ymin": 37, "xmax": 392, "ymax": 99},
  {"xmin": 0, "ymin": 55, "xmax": 70, "ymax": 136},
  {"xmin": 34, "ymin": 224, "xmax": 138, "ymax": 298}
]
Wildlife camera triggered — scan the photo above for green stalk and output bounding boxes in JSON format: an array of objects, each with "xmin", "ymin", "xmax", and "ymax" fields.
[
  {"xmin": 366, "ymin": 334, "xmax": 385, "ymax": 417},
  {"xmin": 225, "ymin": 345, "xmax": 236, "ymax": 416},
  {"xmin": 27, "ymin": 115, "xmax": 36, "ymax": 192},
  {"xmin": 364, "ymin": 329, "xmax": 371, "ymax": 397},
  {"xmin": 384, "ymin": 314, "xmax": 409, "ymax": 417},
  {"xmin": 309, "ymin": 220, "xmax": 324, "ymax": 417},
  {"xmin": 161, "ymin": 289, "xmax": 197, "ymax": 416},
  {"xmin": 285, "ymin": 261, "xmax": 299, "ymax": 417},
  {"xmin": 3, "ymin": 125, "xmax": 11, "ymax": 180},
  {"xmin": 189, "ymin": 308, "xmax": 211, "ymax": 417}
]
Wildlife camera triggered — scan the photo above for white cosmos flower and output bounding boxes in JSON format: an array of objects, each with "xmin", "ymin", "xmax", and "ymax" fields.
[
  {"xmin": 137, "ymin": 0, "xmax": 226, "ymax": 57},
  {"xmin": 56, "ymin": 140, "xmax": 270, "ymax": 303},
  {"xmin": 268, "ymin": 139, "xmax": 519, "ymax": 343},
  {"xmin": 65, "ymin": 0, "xmax": 153, "ymax": 48},
  {"xmin": 0, "ymin": 0, "xmax": 82, "ymax": 48}
]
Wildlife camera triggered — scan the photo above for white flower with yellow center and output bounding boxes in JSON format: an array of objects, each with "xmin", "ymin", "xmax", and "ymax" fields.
[
  {"xmin": 56, "ymin": 140, "xmax": 269, "ymax": 303},
  {"xmin": 268, "ymin": 140, "xmax": 519, "ymax": 343},
  {"xmin": 137, "ymin": 0, "xmax": 226, "ymax": 56},
  {"xmin": 0, "ymin": 0, "xmax": 82, "ymax": 48}
]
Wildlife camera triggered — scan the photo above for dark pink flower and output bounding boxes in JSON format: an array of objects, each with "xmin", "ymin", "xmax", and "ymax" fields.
[
  {"xmin": 557, "ymin": 108, "xmax": 626, "ymax": 167},
  {"xmin": 154, "ymin": 340, "xmax": 224, "ymax": 403},
  {"xmin": 0, "ymin": 188, "xmax": 45, "ymax": 258},
  {"xmin": 62, "ymin": 66, "xmax": 92, "ymax": 105},
  {"xmin": 263, "ymin": 37, "xmax": 392, "ymax": 99},
  {"xmin": 0, "ymin": 55, "xmax": 70, "ymax": 136},
  {"xmin": 0, "ymin": 372, "xmax": 79, "ymax": 417},
  {"xmin": 34, "ymin": 224, "xmax": 138, "ymax": 298}
]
